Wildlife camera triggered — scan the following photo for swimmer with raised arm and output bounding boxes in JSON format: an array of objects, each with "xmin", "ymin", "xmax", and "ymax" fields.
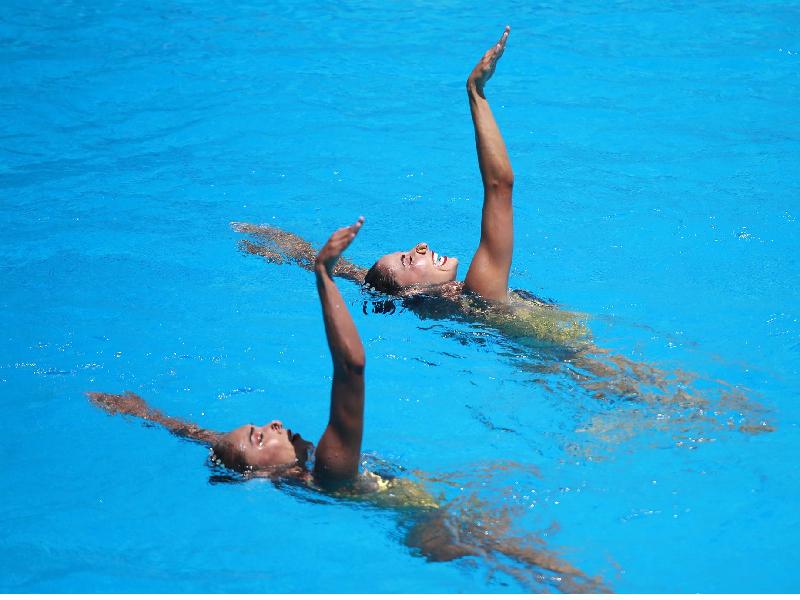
[
  {"xmin": 364, "ymin": 26, "xmax": 514, "ymax": 301},
  {"xmin": 235, "ymin": 27, "xmax": 516, "ymax": 303},
  {"xmin": 88, "ymin": 27, "xmax": 524, "ymax": 489},
  {"xmin": 216, "ymin": 216, "xmax": 367, "ymax": 482},
  {"xmin": 234, "ymin": 27, "xmax": 585, "ymax": 344},
  {"xmin": 230, "ymin": 29, "xmax": 773, "ymax": 441},
  {"xmin": 90, "ymin": 217, "xmax": 368, "ymax": 485},
  {"xmin": 88, "ymin": 217, "xmax": 610, "ymax": 592}
]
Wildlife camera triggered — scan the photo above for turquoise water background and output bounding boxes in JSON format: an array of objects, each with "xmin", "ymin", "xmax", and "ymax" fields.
[{"xmin": 2, "ymin": 0, "xmax": 799, "ymax": 593}]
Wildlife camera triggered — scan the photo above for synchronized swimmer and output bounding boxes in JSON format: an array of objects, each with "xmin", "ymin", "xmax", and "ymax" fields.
[
  {"xmin": 88, "ymin": 215, "xmax": 608, "ymax": 591},
  {"xmin": 364, "ymin": 26, "xmax": 514, "ymax": 302},
  {"xmin": 234, "ymin": 26, "xmax": 590, "ymax": 347},
  {"xmin": 92, "ymin": 217, "xmax": 368, "ymax": 484},
  {"xmin": 230, "ymin": 24, "xmax": 770, "ymax": 437},
  {"xmin": 87, "ymin": 22, "xmax": 772, "ymax": 590},
  {"xmin": 88, "ymin": 29, "xmax": 613, "ymax": 592}
]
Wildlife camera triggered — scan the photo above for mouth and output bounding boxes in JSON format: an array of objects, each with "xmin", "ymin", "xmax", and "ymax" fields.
[{"xmin": 431, "ymin": 251, "xmax": 448, "ymax": 268}]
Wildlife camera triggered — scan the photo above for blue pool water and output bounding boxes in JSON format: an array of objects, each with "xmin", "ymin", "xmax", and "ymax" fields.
[{"xmin": 2, "ymin": 0, "xmax": 799, "ymax": 593}]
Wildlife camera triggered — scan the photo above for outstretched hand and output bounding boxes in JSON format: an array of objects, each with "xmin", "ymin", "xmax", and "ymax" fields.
[
  {"xmin": 315, "ymin": 216, "xmax": 364, "ymax": 276},
  {"xmin": 468, "ymin": 26, "xmax": 510, "ymax": 94},
  {"xmin": 87, "ymin": 391, "xmax": 149, "ymax": 419}
]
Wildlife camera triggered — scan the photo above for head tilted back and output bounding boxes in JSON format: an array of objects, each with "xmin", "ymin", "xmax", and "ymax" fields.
[
  {"xmin": 210, "ymin": 439, "xmax": 244, "ymax": 470},
  {"xmin": 209, "ymin": 440, "xmax": 306, "ymax": 481},
  {"xmin": 363, "ymin": 261, "xmax": 401, "ymax": 294}
]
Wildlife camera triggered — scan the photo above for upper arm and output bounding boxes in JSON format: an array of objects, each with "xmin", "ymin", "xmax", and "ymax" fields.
[
  {"xmin": 463, "ymin": 180, "xmax": 514, "ymax": 301},
  {"xmin": 314, "ymin": 360, "xmax": 365, "ymax": 482}
]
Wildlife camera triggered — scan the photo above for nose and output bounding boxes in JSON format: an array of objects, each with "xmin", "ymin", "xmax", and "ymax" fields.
[
  {"xmin": 269, "ymin": 420, "xmax": 283, "ymax": 431},
  {"xmin": 415, "ymin": 242, "xmax": 428, "ymax": 255}
]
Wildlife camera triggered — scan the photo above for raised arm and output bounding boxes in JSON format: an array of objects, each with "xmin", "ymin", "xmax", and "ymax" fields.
[
  {"xmin": 463, "ymin": 27, "xmax": 515, "ymax": 302},
  {"xmin": 313, "ymin": 217, "xmax": 367, "ymax": 483}
]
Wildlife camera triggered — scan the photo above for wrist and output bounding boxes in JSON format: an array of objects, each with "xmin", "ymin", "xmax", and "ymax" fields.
[
  {"xmin": 314, "ymin": 259, "xmax": 333, "ymax": 278},
  {"xmin": 466, "ymin": 79, "xmax": 485, "ymax": 99}
]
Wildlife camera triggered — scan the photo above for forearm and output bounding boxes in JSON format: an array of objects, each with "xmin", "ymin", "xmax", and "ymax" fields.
[
  {"xmin": 468, "ymin": 83, "xmax": 514, "ymax": 192},
  {"xmin": 315, "ymin": 267, "xmax": 366, "ymax": 373}
]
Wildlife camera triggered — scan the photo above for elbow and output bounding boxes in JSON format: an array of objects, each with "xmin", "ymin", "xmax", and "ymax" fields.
[
  {"xmin": 487, "ymin": 170, "xmax": 514, "ymax": 191},
  {"xmin": 344, "ymin": 346, "xmax": 366, "ymax": 374},
  {"xmin": 349, "ymin": 353, "xmax": 366, "ymax": 374},
  {"xmin": 502, "ymin": 169, "xmax": 514, "ymax": 189}
]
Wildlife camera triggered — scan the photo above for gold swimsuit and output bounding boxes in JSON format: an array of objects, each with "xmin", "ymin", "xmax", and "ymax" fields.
[
  {"xmin": 307, "ymin": 470, "xmax": 441, "ymax": 510},
  {"xmin": 461, "ymin": 290, "xmax": 591, "ymax": 347}
]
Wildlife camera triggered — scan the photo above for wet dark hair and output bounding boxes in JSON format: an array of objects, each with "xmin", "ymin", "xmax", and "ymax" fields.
[
  {"xmin": 363, "ymin": 261, "xmax": 402, "ymax": 294},
  {"xmin": 211, "ymin": 439, "xmax": 246, "ymax": 471},
  {"xmin": 211, "ymin": 439, "xmax": 302, "ymax": 471},
  {"xmin": 208, "ymin": 440, "xmax": 306, "ymax": 484}
]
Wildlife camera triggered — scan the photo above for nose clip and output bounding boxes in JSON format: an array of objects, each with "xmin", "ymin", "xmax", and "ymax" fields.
[{"xmin": 415, "ymin": 243, "xmax": 428, "ymax": 255}]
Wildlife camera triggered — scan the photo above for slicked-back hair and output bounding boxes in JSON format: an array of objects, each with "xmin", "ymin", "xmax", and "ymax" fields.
[
  {"xmin": 212, "ymin": 439, "xmax": 246, "ymax": 471},
  {"xmin": 363, "ymin": 261, "xmax": 402, "ymax": 294}
]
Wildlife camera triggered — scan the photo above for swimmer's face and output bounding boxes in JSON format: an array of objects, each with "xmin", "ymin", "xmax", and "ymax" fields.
[
  {"xmin": 218, "ymin": 420, "xmax": 312, "ymax": 469},
  {"xmin": 375, "ymin": 242, "xmax": 458, "ymax": 288}
]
